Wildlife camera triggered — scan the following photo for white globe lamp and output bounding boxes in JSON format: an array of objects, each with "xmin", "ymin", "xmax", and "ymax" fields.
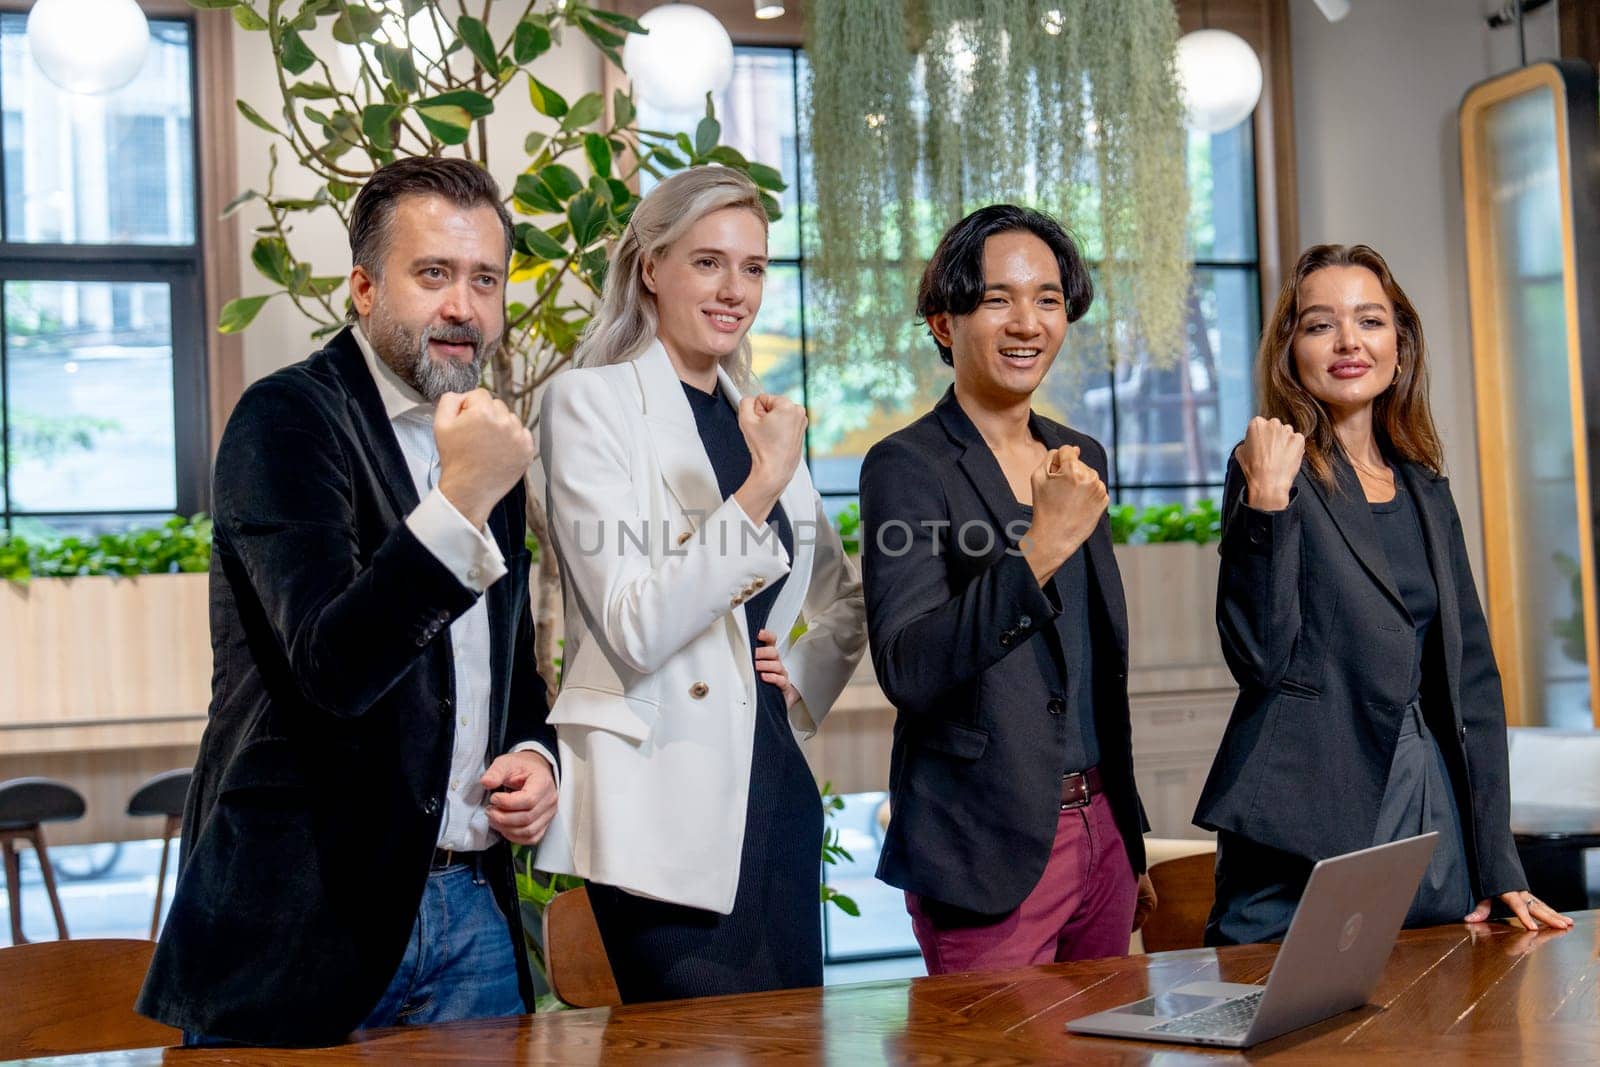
[
  {"xmin": 623, "ymin": 4, "xmax": 734, "ymax": 114},
  {"xmin": 27, "ymin": 0, "xmax": 150, "ymax": 95},
  {"xmin": 1173, "ymin": 29, "xmax": 1262, "ymax": 134}
]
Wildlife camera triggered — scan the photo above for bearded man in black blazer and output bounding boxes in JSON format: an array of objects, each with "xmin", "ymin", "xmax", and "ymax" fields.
[
  {"xmin": 138, "ymin": 158, "xmax": 558, "ymax": 1046},
  {"xmin": 861, "ymin": 205, "xmax": 1154, "ymax": 974}
]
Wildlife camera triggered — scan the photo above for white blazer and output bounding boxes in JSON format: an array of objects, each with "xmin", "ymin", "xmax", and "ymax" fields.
[{"xmin": 534, "ymin": 340, "xmax": 867, "ymax": 913}]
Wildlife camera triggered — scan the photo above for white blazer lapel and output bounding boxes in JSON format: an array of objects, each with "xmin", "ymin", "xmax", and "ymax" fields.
[
  {"xmin": 716, "ymin": 366, "xmax": 815, "ymax": 652},
  {"xmin": 633, "ymin": 340, "xmax": 725, "ymax": 521}
]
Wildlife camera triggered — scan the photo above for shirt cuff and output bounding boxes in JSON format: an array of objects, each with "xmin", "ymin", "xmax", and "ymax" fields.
[
  {"xmin": 511, "ymin": 740, "xmax": 559, "ymax": 790},
  {"xmin": 406, "ymin": 488, "xmax": 507, "ymax": 593}
]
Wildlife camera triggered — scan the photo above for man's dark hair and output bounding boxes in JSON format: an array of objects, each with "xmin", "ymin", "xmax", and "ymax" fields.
[
  {"xmin": 347, "ymin": 157, "xmax": 514, "ymax": 314},
  {"xmin": 916, "ymin": 204, "xmax": 1094, "ymax": 366}
]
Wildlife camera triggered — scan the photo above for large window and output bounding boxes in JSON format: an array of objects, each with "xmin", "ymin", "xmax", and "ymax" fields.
[
  {"xmin": 642, "ymin": 47, "xmax": 1258, "ymax": 516},
  {"xmin": 0, "ymin": 13, "xmax": 207, "ymax": 538}
]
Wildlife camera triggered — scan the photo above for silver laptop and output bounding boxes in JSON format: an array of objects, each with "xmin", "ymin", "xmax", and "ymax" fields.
[{"xmin": 1066, "ymin": 832, "xmax": 1437, "ymax": 1049}]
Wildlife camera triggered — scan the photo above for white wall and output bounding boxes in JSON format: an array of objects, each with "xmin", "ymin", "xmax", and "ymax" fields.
[
  {"xmin": 1289, "ymin": 0, "xmax": 1561, "ymax": 581},
  {"xmin": 226, "ymin": 13, "xmax": 605, "ymax": 385}
]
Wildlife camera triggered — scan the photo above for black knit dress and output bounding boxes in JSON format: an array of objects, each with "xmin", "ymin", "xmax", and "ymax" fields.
[{"xmin": 584, "ymin": 381, "xmax": 823, "ymax": 1002}]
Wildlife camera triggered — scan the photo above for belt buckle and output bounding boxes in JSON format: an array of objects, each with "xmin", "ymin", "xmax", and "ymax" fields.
[
  {"xmin": 431, "ymin": 847, "xmax": 455, "ymax": 870},
  {"xmin": 1060, "ymin": 773, "xmax": 1090, "ymax": 810}
]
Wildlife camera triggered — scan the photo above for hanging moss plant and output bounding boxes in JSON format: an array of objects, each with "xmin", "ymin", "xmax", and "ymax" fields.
[{"xmin": 805, "ymin": 0, "xmax": 1189, "ymax": 377}]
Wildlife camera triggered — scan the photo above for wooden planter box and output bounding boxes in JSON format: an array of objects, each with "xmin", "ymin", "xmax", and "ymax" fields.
[{"xmin": 0, "ymin": 574, "xmax": 210, "ymax": 845}]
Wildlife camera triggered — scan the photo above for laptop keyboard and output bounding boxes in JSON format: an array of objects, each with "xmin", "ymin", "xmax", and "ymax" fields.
[{"xmin": 1147, "ymin": 990, "xmax": 1265, "ymax": 1038}]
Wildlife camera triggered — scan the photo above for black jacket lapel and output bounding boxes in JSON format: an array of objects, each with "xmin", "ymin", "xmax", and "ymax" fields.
[
  {"xmin": 1305, "ymin": 452, "xmax": 1408, "ymax": 620},
  {"xmin": 328, "ymin": 328, "xmax": 420, "ymax": 519}
]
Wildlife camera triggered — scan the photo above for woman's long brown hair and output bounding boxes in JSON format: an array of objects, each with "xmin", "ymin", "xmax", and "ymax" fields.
[{"xmin": 1257, "ymin": 243, "xmax": 1445, "ymax": 487}]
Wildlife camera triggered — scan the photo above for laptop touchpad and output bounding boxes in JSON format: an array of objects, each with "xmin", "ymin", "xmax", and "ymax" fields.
[{"xmin": 1110, "ymin": 992, "xmax": 1229, "ymax": 1017}]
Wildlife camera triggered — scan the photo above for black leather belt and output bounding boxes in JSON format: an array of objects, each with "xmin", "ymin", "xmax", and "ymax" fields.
[
  {"xmin": 1061, "ymin": 766, "xmax": 1103, "ymax": 810},
  {"xmin": 430, "ymin": 847, "xmax": 478, "ymax": 870}
]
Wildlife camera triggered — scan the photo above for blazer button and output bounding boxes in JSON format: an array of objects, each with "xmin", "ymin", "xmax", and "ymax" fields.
[
  {"xmin": 436, "ymin": 610, "xmax": 451, "ymax": 624},
  {"xmin": 689, "ymin": 682, "xmax": 710, "ymax": 699},
  {"xmin": 423, "ymin": 797, "xmax": 440, "ymax": 816},
  {"xmin": 999, "ymin": 631, "xmax": 1014, "ymax": 648},
  {"xmin": 1047, "ymin": 698, "xmax": 1066, "ymax": 716},
  {"xmin": 1248, "ymin": 525, "xmax": 1266, "ymax": 546},
  {"xmin": 440, "ymin": 697, "xmax": 453, "ymax": 716},
  {"xmin": 1458, "ymin": 723, "xmax": 1468, "ymax": 741},
  {"xmin": 1018, "ymin": 615, "xmax": 1032, "ymax": 629},
  {"xmin": 751, "ymin": 578, "xmax": 765, "ymax": 589}
]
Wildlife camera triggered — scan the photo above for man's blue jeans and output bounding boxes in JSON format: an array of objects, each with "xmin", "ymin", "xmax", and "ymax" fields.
[
  {"xmin": 185, "ymin": 860, "xmax": 524, "ymax": 1046},
  {"xmin": 357, "ymin": 860, "xmax": 526, "ymax": 1028}
]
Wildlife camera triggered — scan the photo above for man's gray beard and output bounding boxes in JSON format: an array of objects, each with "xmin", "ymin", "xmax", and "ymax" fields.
[{"xmin": 368, "ymin": 307, "xmax": 493, "ymax": 403}]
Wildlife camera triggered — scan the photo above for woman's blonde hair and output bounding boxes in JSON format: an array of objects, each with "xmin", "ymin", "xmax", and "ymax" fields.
[
  {"xmin": 574, "ymin": 166, "xmax": 769, "ymax": 386},
  {"xmin": 1258, "ymin": 243, "xmax": 1444, "ymax": 487}
]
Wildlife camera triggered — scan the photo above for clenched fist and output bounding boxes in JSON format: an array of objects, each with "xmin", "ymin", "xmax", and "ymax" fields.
[
  {"xmin": 734, "ymin": 393, "xmax": 807, "ymax": 523},
  {"xmin": 1022, "ymin": 444, "xmax": 1108, "ymax": 584},
  {"xmin": 434, "ymin": 388, "xmax": 534, "ymax": 529},
  {"xmin": 1237, "ymin": 416, "xmax": 1303, "ymax": 511}
]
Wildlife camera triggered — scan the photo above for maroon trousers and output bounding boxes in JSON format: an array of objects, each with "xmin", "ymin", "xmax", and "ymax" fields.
[{"xmin": 905, "ymin": 790, "xmax": 1137, "ymax": 974}]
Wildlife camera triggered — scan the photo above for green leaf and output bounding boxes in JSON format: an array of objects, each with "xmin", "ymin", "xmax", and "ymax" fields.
[
  {"xmin": 231, "ymin": 4, "xmax": 268, "ymax": 31},
  {"xmin": 219, "ymin": 295, "xmax": 272, "ymax": 333},
  {"xmin": 414, "ymin": 104, "xmax": 472, "ymax": 145},
  {"xmin": 561, "ymin": 91, "xmax": 604, "ymax": 131},
  {"xmin": 538, "ymin": 164, "xmax": 584, "ymax": 201},
  {"xmin": 456, "ymin": 15, "xmax": 498, "ymax": 72},
  {"xmin": 612, "ymin": 89, "xmax": 635, "ymax": 128},
  {"xmin": 288, "ymin": 81, "xmax": 339, "ymax": 100},
  {"xmin": 576, "ymin": 14, "xmax": 626, "ymax": 50},
  {"xmin": 186, "ymin": 0, "xmax": 240, "ymax": 8},
  {"xmin": 330, "ymin": 4, "xmax": 383, "ymax": 45},
  {"xmin": 674, "ymin": 131, "xmax": 695, "ymax": 158},
  {"xmin": 585, "ymin": 8, "xmax": 647, "ymax": 33},
  {"xmin": 517, "ymin": 223, "xmax": 568, "ymax": 261},
  {"xmin": 526, "ymin": 75, "xmax": 568, "ymax": 118},
  {"xmin": 707, "ymin": 145, "xmax": 747, "ymax": 168},
  {"xmin": 746, "ymin": 162, "xmax": 788, "ymax": 192},
  {"xmin": 567, "ymin": 192, "xmax": 606, "ymax": 249},
  {"xmin": 512, "ymin": 173, "xmax": 562, "ymax": 215},
  {"xmin": 280, "ymin": 28, "xmax": 317, "ymax": 75},
  {"xmin": 513, "ymin": 19, "xmax": 551, "ymax": 64},
  {"xmin": 414, "ymin": 89, "xmax": 494, "ymax": 118},
  {"xmin": 651, "ymin": 148, "xmax": 686, "ymax": 171},
  {"xmin": 694, "ymin": 115, "xmax": 720, "ymax": 157},
  {"xmin": 361, "ymin": 103, "xmax": 399, "ymax": 150},
  {"xmin": 221, "ymin": 188, "xmax": 260, "ymax": 218},
  {"xmin": 758, "ymin": 191, "xmax": 783, "ymax": 222},
  {"xmin": 296, "ymin": 275, "xmax": 345, "ymax": 297},
  {"xmin": 235, "ymin": 99, "xmax": 281, "ymax": 136},
  {"xmin": 523, "ymin": 131, "xmax": 547, "ymax": 157},
  {"xmin": 250, "ymin": 237, "xmax": 294, "ymax": 286},
  {"xmin": 582, "ymin": 132, "xmax": 612, "ymax": 177},
  {"xmin": 327, "ymin": 179, "xmax": 358, "ymax": 201},
  {"xmin": 374, "ymin": 43, "xmax": 419, "ymax": 95}
]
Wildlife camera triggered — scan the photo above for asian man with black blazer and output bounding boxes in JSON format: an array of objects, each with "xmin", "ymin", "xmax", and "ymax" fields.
[
  {"xmin": 860, "ymin": 205, "xmax": 1154, "ymax": 974},
  {"xmin": 138, "ymin": 158, "xmax": 559, "ymax": 1046}
]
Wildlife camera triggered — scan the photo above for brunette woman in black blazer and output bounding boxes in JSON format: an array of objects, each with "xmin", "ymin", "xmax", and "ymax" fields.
[{"xmin": 1194, "ymin": 244, "xmax": 1572, "ymax": 944}]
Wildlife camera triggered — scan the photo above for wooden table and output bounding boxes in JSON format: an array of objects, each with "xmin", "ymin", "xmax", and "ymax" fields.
[
  {"xmin": 1513, "ymin": 804, "xmax": 1600, "ymax": 912},
  {"xmin": 37, "ymin": 912, "xmax": 1600, "ymax": 1065}
]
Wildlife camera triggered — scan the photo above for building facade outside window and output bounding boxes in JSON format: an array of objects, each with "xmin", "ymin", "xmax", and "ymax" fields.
[{"xmin": 0, "ymin": 13, "xmax": 207, "ymax": 538}]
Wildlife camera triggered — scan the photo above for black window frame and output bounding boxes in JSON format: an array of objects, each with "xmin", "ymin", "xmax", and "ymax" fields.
[{"xmin": 0, "ymin": 11, "xmax": 210, "ymax": 535}]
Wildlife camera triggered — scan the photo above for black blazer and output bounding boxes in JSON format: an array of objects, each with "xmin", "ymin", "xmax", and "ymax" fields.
[
  {"xmin": 1194, "ymin": 449, "xmax": 1526, "ymax": 899},
  {"xmin": 860, "ymin": 389, "xmax": 1148, "ymax": 916},
  {"xmin": 137, "ymin": 329, "xmax": 554, "ymax": 1045}
]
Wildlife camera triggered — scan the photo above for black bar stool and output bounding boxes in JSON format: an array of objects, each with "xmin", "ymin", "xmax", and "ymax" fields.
[
  {"xmin": 126, "ymin": 769, "xmax": 191, "ymax": 940},
  {"xmin": 0, "ymin": 778, "xmax": 85, "ymax": 944}
]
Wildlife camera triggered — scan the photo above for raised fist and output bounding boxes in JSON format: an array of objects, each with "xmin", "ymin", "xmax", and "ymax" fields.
[
  {"xmin": 1236, "ymin": 416, "xmax": 1303, "ymax": 511},
  {"xmin": 434, "ymin": 388, "xmax": 534, "ymax": 528}
]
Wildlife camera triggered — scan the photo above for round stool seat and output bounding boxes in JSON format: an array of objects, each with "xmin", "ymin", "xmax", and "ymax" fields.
[
  {"xmin": 126, "ymin": 770, "xmax": 192, "ymax": 819},
  {"xmin": 0, "ymin": 778, "xmax": 86, "ymax": 832}
]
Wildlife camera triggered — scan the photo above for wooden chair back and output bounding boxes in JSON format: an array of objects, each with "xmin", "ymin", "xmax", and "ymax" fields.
[
  {"xmin": 1141, "ymin": 851, "xmax": 1218, "ymax": 953},
  {"xmin": 0, "ymin": 938, "xmax": 179, "ymax": 1059},
  {"xmin": 542, "ymin": 886, "xmax": 622, "ymax": 1009}
]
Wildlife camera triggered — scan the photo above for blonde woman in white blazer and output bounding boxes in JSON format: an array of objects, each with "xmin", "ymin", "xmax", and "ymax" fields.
[{"xmin": 536, "ymin": 167, "xmax": 866, "ymax": 1002}]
